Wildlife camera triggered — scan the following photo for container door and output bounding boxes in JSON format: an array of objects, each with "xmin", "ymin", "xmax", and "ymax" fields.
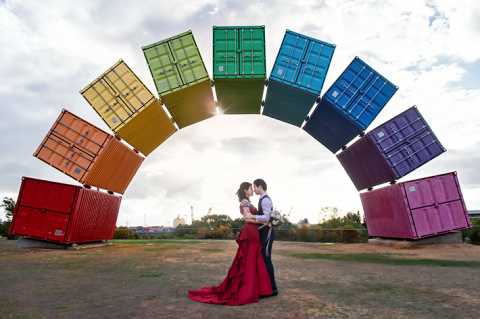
[
  {"xmin": 143, "ymin": 42, "xmax": 183, "ymax": 95},
  {"xmin": 324, "ymin": 57, "xmax": 397, "ymax": 130},
  {"xmin": 369, "ymin": 107, "xmax": 445, "ymax": 179},
  {"xmin": 411, "ymin": 200, "xmax": 469, "ymax": 237},
  {"xmin": 55, "ymin": 111, "xmax": 109, "ymax": 156},
  {"xmin": 20, "ymin": 178, "xmax": 77, "ymax": 213},
  {"xmin": 410, "ymin": 206, "xmax": 445, "ymax": 237},
  {"xmin": 82, "ymin": 77, "xmax": 136, "ymax": 131},
  {"xmin": 34, "ymin": 110, "xmax": 110, "ymax": 182},
  {"xmin": 103, "ymin": 61, "xmax": 155, "ymax": 115},
  {"xmin": 271, "ymin": 31, "xmax": 335, "ymax": 95},
  {"xmin": 13, "ymin": 206, "xmax": 69, "ymax": 242},
  {"xmin": 239, "ymin": 27, "xmax": 265, "ymax": 77},
  {"xmin": 270, "ymin": 32, "xmax": 308, "ymax": 87},
  {"xmin": 35, "ymin": 133, "xmax": 95, "ymax": 181},
  {"xmin": 213, "ymin": 28, "xmax": 238, "ymax": 77},
  {"xmin": 169, "ymin": 33, "xmax": 209, "ymax": 87},
  {"xmin": 296, "ymin": 39, "xmax": 335, "ymax": 94},
  {"xmin": 404, "ymin": 173, "xmax": 460, "ymax": 210}
]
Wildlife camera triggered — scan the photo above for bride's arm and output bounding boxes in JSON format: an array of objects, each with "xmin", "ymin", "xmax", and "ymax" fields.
[{"xmin": 240, "ymin": 205, "xmax": 263, "ymax": 223}]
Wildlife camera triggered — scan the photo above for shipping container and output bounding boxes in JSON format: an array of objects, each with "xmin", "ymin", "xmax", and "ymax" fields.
[
  {"xmin": 269, "ymin": 30, "xmax": 335, "ymax": 94},
  {"xmin": 116, "ymin": 100, "xmax": 176, "ymax": 156},
  {"xmin": 213, "ymin": 25, "xmax": 266, "ymax": 114},
  {"xmin": 143, "ymin": 31, "xmax": 215, "ymax": 127},
  {"xmin": 337, "ymin": 106, "xmax": 446, "ymax": 190},
  {"xmin": 262, "ymin": 79, "xmax": 318, "ymax": 126},
  {"xmin": 34, "ymin": 109, "xmax": 144, "ymax": 194},
  {"xmin": 361, "ymin": 172, "xmax": 471, "ymax": 239},
  {"xmin": 9, "ymin": 177, "xmax": 121, "ymax": 244},
  {"xmin": 80, "ymin": 60, "xmax": 157, "ymax": 132},
  {"xmin": 263, "ymin": 30, "xmax": 335, "ymax": 126},
  {"xmin": 143, "ymin": 30, "xmax": 210, "ymax": 95},
  {"xmin": 304, "ymin": 57, "xmax": 398, "ymax": 153},
  {"xmin": 214, "ymin": 79, "xmax": 265, "ymax": 114},
  {"xmin": 82, "ymin": 136, "xmax": 144, "ymax": 194},
  {"xmin": 213, "ymin": 26, "xmax": 266, "ymax": 79},
  {"xmin": 161, "ymin": 79, "xmax": 215, "ymax": 128}
]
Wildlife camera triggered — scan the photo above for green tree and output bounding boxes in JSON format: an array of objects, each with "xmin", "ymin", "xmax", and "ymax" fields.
[
  {"xmin": 200, "ymin": 214, "xmax": 233, "ymax": 229},
  {"xmin": 0, "ymin": 197, "xmax": 16, "ymax": 238},
  {"xmin": 1, "ymin": 197, "xmax": 15, "ymax": 222}
]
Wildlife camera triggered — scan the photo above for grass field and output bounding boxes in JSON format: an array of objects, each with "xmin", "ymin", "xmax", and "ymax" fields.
[{"xmin": 1, "ymin": 238, "xmax": 480, "ymax": 319}]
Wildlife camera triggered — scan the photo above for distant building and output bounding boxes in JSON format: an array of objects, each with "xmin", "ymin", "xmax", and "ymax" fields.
[
  {"xmin": 173, "ymin": 215, "xmax": 186, "ymax": 228},
  {"xmin": 469, "ymin": 210, "xmax": 480, "ymax": 219},
  {"xmin": 297, "ymin": 218, "xmax": 310, "ymax": 227}
]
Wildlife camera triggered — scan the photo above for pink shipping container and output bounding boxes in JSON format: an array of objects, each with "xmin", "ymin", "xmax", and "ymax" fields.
[
  {"xmin": 9, "ymin": 177, "xmax": 121, "ymax": 244},
  {"xmin": 361, "ymin": 172, "xmax": 471, "ymax": 239}
]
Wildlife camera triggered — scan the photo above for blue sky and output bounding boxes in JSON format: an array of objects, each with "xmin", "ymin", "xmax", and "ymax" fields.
[{"xmin": 1, "ymin": 0, "xmax": 479, "ymax": 226}]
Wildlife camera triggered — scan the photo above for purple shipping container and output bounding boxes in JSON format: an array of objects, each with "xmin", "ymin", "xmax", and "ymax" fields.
[
  {"xmin": 337, "ymin": 106, "xmax": 445, "ymax": 190},
  {"xmin": 361, "ymin": 172, "xmax": 471, "ymax": 239}
]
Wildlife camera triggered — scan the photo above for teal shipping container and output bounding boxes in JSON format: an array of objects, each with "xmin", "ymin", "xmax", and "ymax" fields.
[{"xmin": 263, "ymin": 30, "xmax": 335, "ymax": 126}]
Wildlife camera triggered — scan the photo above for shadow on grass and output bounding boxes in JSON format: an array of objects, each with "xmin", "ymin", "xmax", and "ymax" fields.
[
  {"xmin": 139, "ymin": 271, "xmax": 163, "ymax": 278},
  {"xmin": 285, "ymin": 252, "xmax": 480, "ymax": 268}
]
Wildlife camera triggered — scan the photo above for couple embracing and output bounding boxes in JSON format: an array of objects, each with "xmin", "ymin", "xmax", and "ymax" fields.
[{"xmin": 188, "ymin": 179, "xmax": 278, "ymax": 306}]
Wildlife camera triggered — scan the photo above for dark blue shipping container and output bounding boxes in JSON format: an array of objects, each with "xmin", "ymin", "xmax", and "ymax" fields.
[
  {"xmin": 303, "ymin": 57, "xmax": 398, "ymax": 152},
  {"xmin": 262, "ymin": 30, "xmax": 335, "ymax": 127},
  {"xmin": 337, "ymin": 106, "xmax": 446, "ymax": 190}
]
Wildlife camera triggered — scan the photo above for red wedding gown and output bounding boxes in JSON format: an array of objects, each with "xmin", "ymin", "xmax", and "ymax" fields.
[{"xmin": 187, "ymin": 202, "xmax": 272, "ymax": 306}]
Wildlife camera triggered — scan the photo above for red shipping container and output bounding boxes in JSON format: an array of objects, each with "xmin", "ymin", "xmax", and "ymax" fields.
[
  {"xmin": 361, "ymin": 172, "xmax": 471, "ymax": 239},
  {"xmin": 9, "ymin": 177, "xmax": 121, "ymax": 244}
]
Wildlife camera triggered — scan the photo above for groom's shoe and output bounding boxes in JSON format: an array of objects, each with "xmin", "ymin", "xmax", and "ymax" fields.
[{"xmin": 260, "ymin": 290, "xmax": 278, "ymax": 299}]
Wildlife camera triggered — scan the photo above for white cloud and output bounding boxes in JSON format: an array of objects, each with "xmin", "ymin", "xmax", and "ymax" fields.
[{"xmin": 1, "ymin": 0, "xmax": 479, "ymax": 225}]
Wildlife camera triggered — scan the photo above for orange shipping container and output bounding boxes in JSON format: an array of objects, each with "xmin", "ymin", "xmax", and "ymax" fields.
[{"xmin": 34, "ymin": 109, "xmax": 144, "ymax": 194}]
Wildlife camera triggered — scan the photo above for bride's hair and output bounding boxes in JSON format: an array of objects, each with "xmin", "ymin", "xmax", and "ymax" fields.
[{"xmin": 236, "ymin": 182, "xmax": 252, "ymax": 202}]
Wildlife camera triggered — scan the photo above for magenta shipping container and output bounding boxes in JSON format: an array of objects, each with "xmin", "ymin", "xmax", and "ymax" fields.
[
  {"xmin": 361, "ymin": 172, "xmax": 471, "ymax": 239},
  {"xmin": 9, "ymin": 177, "xmax": 121, "ymax": 244},
  {"xmin": 338, "ymin": 106, "xmax": 445, "ymax": 190}
]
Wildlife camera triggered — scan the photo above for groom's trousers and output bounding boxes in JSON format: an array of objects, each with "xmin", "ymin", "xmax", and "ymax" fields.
[{"xmin": 259, "ymin": 227, "xmax": 277, "ymax": 293}]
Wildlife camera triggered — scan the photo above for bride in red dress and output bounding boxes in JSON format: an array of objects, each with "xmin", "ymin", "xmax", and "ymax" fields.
[{"xmin": 187, "ymin": 182, "xmax": 273, "ymax": 306}]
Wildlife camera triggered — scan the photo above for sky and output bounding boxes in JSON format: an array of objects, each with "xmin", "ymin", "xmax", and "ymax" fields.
[{"xmin": 1, "ymin": 0, "xmax": 479, "ymax": 226}]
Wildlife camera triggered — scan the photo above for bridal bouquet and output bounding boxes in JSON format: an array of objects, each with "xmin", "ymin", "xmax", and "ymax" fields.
[{"xmin": 269, "ymin": 209, "xmax": 284, "ymax": 227}]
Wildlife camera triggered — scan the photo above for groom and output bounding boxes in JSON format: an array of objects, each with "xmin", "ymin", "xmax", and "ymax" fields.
[{"xmin": 252, "ymin": 178, "xmax": 278, "ymax": 297}]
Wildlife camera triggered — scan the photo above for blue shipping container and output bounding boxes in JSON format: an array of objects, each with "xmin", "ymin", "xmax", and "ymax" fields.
[
  {"xmin": 270, "ymin": 30, "xmax": 335, "ymax": 95},
  {"xmin": 263, "ymin": 30, "xmax": 335, "ymax": 127},
  {"xmin": 337, "ymin": 106, "xmax": 446, "ymax": 190},
  {"xmin": 322, "ymin": 56, "xmax": 398, "ymax": 129},
  {"xmin": 304, "ymin": 57, "xmax": 398, "ymax": 153}
]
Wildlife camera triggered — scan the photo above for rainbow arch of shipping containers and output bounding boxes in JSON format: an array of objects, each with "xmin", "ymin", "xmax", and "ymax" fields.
[{"xmin": 9, "ymin": 26, "xmax": 471, "ymax": 244}]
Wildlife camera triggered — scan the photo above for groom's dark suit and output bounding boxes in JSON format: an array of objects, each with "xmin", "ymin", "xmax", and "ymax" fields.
[{"xmin": 257, "ymin": 194, "xmax": 278, "ymax": 294}]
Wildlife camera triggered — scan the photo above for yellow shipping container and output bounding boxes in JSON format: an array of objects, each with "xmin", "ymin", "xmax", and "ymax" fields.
[
  {"xmin": 80, "ymin": 60, "xmax": 157, "ymax": 132},
  {"xmin": 116, "ymin": 100, "xmax": 176, "ymax": 156},
  {"xmin": 162, "ymin": 79, "xmax": 216, "ymax": 128}
]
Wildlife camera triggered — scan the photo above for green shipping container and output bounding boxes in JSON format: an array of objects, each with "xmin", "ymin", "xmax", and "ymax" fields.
[
  {"xmin": 143, "ymin": 31, "xmax": 215, "ymax": 128},
  {"xmin": 213, "ymin": 26, "xmax": 266, "ymax": 114}
]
